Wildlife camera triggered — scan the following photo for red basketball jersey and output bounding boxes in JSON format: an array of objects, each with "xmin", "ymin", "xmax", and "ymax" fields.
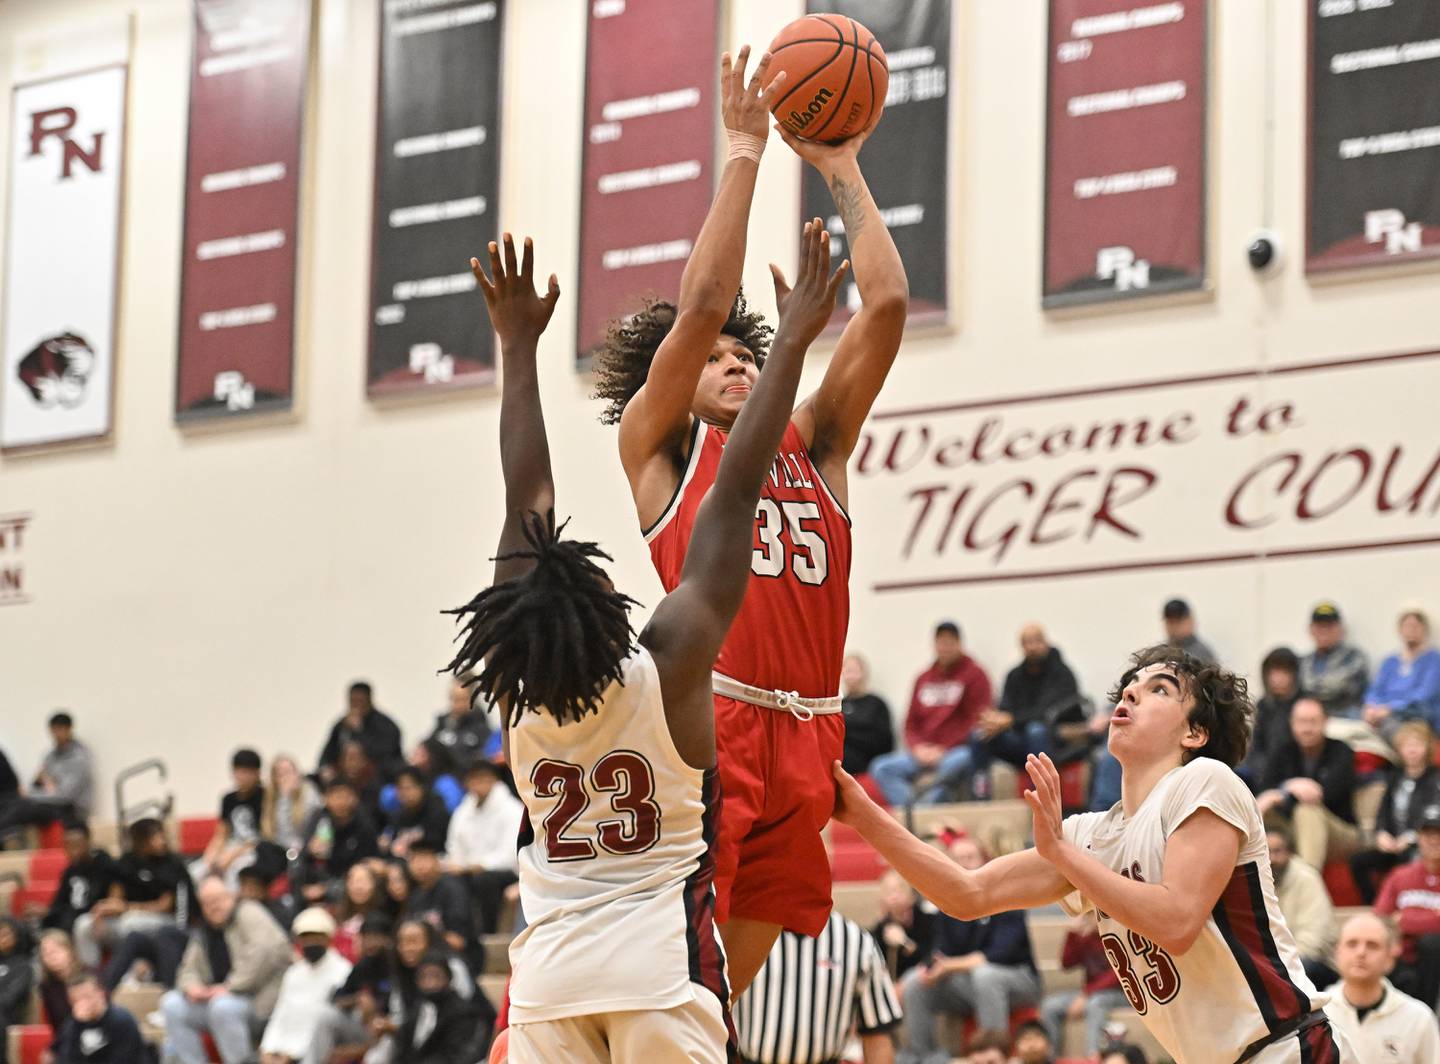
[{"xmin": 647, "ymin": 419, "xmax": 852, "ymax": 698}]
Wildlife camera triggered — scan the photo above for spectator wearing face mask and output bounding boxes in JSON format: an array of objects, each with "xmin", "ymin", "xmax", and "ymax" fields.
[
  {"xmin": 313, "ymin": 912, "xmax": 395, "ymax": 1064},
  {"xmin": 394, "ymin": 952, "xmax": 489, "ymax": 1064},
  {"xmin": 258, "ymin": 907, "xmax": 353, "ymax": 1064}
]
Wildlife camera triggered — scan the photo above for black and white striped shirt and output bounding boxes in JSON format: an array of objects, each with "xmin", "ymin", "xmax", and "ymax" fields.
[{"xmin": 733, "ymin": 913, "xmax": 903, "ymax": 1064}]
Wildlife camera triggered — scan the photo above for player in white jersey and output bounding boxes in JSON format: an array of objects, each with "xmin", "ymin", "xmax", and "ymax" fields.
[
  {"xmin": 442, "ymin": 227, "xmax": 848, "ymax": 1063},
  {"xmin": 832, "ymin": 646, "xmax": 1358, "ymax": 1064}
]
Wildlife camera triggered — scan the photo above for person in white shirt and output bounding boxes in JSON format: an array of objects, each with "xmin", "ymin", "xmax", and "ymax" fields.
[
  {"xmin": 1324, "ymin": 912, "xmax": 1440, "ymax": 1064},
  {"xmin": 836, "ymin": 645, "xmax": 1359, "ymax": 1064},
  {"xmin": 259, "ymin": 907, "xmax": 352, "ymax": 1064},
  {"xmin": 445, "ymin": 759, "xmax": 524, "ymax": 933}
]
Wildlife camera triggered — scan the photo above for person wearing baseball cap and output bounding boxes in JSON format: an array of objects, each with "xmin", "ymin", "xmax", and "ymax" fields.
[
  {"xmin": 259, "ymin": 907, "xmax": 352, "ymax": 1064},
  {"xmin": 1375, "ymin": 804, "xmax": 1440, "ymax": 1010},
  {"xmin": 1300, "ymin": 601, "xmax": 1370, "ymax": 718},
  {"xmin": 1161, "ymin": 598, "xmax": 1217, "ymax": 664}
]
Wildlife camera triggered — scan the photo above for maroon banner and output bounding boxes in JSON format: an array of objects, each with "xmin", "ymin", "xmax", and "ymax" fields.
[
  {"xmin": 175, "ymin": 0, "xmax": 311, "ymax": 420},
  {"xmin": 575, "ymin": 0, "xmax": 719, "ymax": 366},
  {"xmin": 1043, "ymin": 1, "xmax": 1208, "ymax": 308}
]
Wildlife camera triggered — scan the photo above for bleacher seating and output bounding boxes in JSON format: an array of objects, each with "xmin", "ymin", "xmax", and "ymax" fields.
[
  {"xmin": 6, "ymin": 1025, "xmax": 51, "ymax": 1064},
  {"xmin": 179, "ymin": 815, "xmax": 219, "ymax": 857}
]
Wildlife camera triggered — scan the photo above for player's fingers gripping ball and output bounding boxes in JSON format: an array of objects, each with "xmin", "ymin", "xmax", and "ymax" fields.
[{"xmin": 766, "ymin": 14, "xmax": 888, "ymax": 143}]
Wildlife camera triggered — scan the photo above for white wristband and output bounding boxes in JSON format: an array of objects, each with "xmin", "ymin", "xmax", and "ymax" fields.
[{"xmin": 727, "ymin": 131, "xmax": 766, "ymax": 164}]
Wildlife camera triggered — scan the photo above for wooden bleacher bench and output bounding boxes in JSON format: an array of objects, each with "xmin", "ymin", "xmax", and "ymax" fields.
[
  {"xmin": 910, "ymin": 800, "xmax": 1032, "ymax": 857},
  {"xmin": 482, "ymin": 933, "xmax": 513, "ymax": 974}
]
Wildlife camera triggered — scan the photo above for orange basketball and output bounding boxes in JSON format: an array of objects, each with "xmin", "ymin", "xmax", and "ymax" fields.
[
  {"xmin": 767, "ymin": 14, "xmax": 888, "ymax": 144},
  {"xmin": 488, "ymin": 1028, "xmax": 510, "ymax": 1063}
]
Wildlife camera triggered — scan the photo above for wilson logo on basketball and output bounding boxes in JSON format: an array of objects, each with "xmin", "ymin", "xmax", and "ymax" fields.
[{"xmin": 782, "ymin": 87, "xmax": 834, "ymax": 134}]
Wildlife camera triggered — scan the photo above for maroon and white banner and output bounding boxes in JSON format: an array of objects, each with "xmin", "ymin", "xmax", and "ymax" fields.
[
  {"xmin": 575, "ymin": 0, "xmax": 719, "ymax": 366},
  {"xmin": 2, "ymin": 61, "xmax": 126, "ymax": 449},
  {"xmin": 1043, "ymin": 1, "xmax": 1208, "ymax": 308},
  {"xmin": 853, "ymin": 348, "xmax": 1440, "ymax": 593},
  {"xmin": 175, "ymin": 0, "xmax": 311, "ymax": 420}
]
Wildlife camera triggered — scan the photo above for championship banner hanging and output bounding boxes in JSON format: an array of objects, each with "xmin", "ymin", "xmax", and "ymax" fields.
[
  {"xmin": 174, "ymin": 0, "xmax": 311, "ymax": 421},
  {"xmin": 368, "ymin": 0, "xmax": 504, "ymax": 396},
  {"xmin": 1043, "ymin": 0, "xmax": 1208, "ymax": 308},
  {"xmin": 575, "ymin": 0, "xmax": 720, "ymax": 367},
  {"xmin": 1307, "ymin": 0, "xmax": 1440, "ymax": 273},
  {"xmin": 801, "ymin": 0, "xmax": 951, "ymax": 330},
  {"xmin": 2, "ymin": 63, "xmax": 126, "ymax": 449}
]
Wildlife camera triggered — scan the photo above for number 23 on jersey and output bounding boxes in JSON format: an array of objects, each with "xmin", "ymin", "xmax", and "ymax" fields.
[{"xmin": 531, "ymin": 751, "xmax": 662, "ymax": 861}]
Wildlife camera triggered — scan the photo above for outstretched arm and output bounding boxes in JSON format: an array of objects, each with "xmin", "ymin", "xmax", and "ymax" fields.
[
  {"xmin": 1026, "ymin": 754, "xmax": 1241, "ymax": 955},
  {"xmin": 831, "ymin": 761, "xmax": 1072, "ymax": 919},
  {"xmin": 618, "ymin": 49, "xmax": 785, "ymax": 474},
  {"xmin": 783, "ymin": 121, "xmax": 908, "ymax": 481},
  {"xmin": 472, "ymin": 235, "xmax": 562, "ymax": 585},
  {"xmin": 643, "ymin": 224, "xmax": 847, "ymax": 742}
]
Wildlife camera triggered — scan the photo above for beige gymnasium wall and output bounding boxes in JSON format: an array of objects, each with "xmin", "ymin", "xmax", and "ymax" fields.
[{"xmin": 1, "ymin": 0, "xmax": 1437, "ymax": 818}]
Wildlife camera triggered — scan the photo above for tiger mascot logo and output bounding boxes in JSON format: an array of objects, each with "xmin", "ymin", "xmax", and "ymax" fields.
[{"xmin": 17, "ymin": 332, "xmax": 94, "ymax": 409}]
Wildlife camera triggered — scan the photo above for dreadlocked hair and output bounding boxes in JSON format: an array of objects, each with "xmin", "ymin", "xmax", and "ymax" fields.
[
  {"xmin": 442, "ymin": 510, "xmax": 639, "ymax": 728},
  {"xmin": 1107, "ymin": 644, "xmax": 1255, "ymax": 767},
  {"xmin": 590, "ymin": 288, "xmax": 775, "ymax": 425}
]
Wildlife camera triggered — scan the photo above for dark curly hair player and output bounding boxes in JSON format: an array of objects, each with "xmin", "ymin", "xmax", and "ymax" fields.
[
  {"xmin": 592, "ymin": 45, "xmax": 909, "ymax": 997},
  {"xmin": 832, "ymin": 647, "xmax": 1359, "ymax": 1064},
  {"xmin": 448, "ymin": 225, "xmax": 847, "ymax": 1063}
]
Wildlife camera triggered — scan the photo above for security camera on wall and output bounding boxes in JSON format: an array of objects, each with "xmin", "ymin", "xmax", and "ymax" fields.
[{"xmin": 1247, "ymin": 229, "xmax": 1284, "ymax": 275}]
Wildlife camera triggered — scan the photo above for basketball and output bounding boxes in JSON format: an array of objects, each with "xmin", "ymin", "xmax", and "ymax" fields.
[
  {"xmin": 767, "ymin": 14, "xmax": 888, "ymax": 144},
  {"xmin": 488, "ymin": 1028, "xmax": 509, "ymax": 1063}
]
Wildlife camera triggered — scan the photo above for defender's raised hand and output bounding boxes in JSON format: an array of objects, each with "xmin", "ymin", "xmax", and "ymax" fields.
[
  {"xmin": 770, "ymin": 218, "xmax": 849, "ymax": 349},
  {"xmin": 470, "ymin": 233, "xmax": 560, "ymax": 348},
  {"xmin": 720, "ymin": 45, "xmax": 787, "ymax": 146}
]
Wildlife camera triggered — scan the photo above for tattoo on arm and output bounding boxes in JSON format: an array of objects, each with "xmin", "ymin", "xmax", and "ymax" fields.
[{"xmin": 829, "ymin": 175, "xmax": 867, "ymax": 240}]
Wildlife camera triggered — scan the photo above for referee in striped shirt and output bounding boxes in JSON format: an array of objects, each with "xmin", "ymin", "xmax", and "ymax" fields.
[{"xmin": 734, "ymin": 912, "xmax": 903, "ymax": 1064}]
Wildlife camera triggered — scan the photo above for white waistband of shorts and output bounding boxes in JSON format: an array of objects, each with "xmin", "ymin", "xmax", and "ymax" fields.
[{"xmin": 711, "ymin": 672, "xmax": 842, "ymax": 720}]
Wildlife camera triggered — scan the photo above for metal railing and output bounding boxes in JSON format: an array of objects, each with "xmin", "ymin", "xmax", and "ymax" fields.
[{"xmin": 113, "ymin": 757, "xmax": 172, "ymax": 850}]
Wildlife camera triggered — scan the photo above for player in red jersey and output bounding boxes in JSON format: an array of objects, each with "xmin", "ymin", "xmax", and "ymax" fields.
[{"xmin": 592, "ymin": 47, "xmax": 908, "ymax": 993}]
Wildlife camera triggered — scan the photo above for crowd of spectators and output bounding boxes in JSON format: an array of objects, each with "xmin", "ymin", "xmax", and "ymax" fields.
[
  {"xmin": 4, "ymin": 596, "xmax": 1440, "ymax": 1062},
  {"xmin": 0, "ymin": 675, "xmax": 516, "ymax": 1063},
  {"xmin": 839, "ymin": 596, "xmax": 1440, "ymax": 1063}
]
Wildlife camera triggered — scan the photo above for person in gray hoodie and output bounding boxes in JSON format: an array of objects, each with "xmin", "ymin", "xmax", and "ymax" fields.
[{"xmin": 0, "ymin": 712, "xmax": 94, "ymax": 839}]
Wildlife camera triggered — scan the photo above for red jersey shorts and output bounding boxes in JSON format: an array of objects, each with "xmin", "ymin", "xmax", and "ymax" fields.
[{"xmin": 711, "ymin": 694, "xmax": 844, "ymax": 938}]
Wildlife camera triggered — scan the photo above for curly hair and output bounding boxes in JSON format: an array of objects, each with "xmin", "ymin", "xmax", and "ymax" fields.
[
  {"xmin": 590, "ymin": 289, "xmax": 774, "ymax": 425},
  {"xmin": 1107, "ymin": 644, "xmax": 1254, "ymax": 767},
  {"xmin": 442, "ymin": 511, "xmax": 639, "ymax": 728}
]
